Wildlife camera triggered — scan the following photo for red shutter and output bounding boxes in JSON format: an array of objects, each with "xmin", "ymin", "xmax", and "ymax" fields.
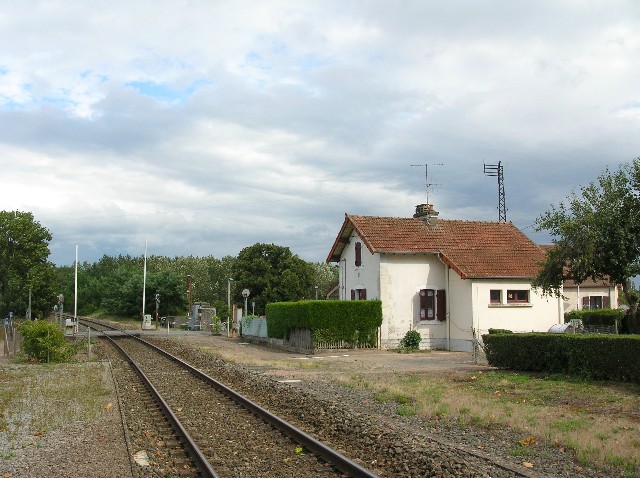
[
  {"xmin": 437, "ymin": 289, "xmax": 446, "ymax": 321},
  {"xmin": 603, "ymin": 296, "xmax": 610, "ymax": 308},
  {"xmin": 360, "ymin": 289, "xmax": 367, "ymax": 300},
  {"xmin": 581, "ymin": 296, "xmax": 589, "ymax": 309},
  {"xmin": 355, "ymin": 242, "xmax": 362, "ymax": 266},
  {"xmin": 350, "ymin": 289, "xmax": 355, "ymax": 300}
]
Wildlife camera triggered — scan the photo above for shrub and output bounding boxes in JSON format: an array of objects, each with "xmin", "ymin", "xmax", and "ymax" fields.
[
  {"xmin": 488, "ymin": 328, "xmax": 513, "ymax": 334},
  {"xmin": 482, "ymin": 333, "xmax": 640, "ymax": 382},
  {"xmin": 265, "ymin": 300, "xmax": 382, "ymax": 347},
  {"xmin": 19, "ymin": 320, "xmax": 81, "ymax": 363},
  {"xmin": 210, "ymin": 315, "xmax": 222, "ymax": 335},
  {"xmin": 399, "ymin": 329, "xmax": 422, "ymax": 351},
  {"xmin": 564, "ymin": 308, "xmax": 627, "ymax": 333}
]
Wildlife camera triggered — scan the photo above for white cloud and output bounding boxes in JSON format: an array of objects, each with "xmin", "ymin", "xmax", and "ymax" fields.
[{"xmin": 1, "ymin": 1, "xmax": 639, "ymax": 265}]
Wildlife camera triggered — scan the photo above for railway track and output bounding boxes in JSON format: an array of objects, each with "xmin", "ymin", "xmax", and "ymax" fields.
[
  {"xmin": 79, "ymin": 318, "xmax": 381, "ymax": 478},
  {"xmin": 71, "ymin": 317, "xmax": 558, "ymax": 478}
]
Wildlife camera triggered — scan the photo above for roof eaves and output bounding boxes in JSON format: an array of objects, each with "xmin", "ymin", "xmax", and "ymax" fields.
[
  {"xmin": 326, "ymin": 214, "xmax": 353, "ymax": 263},
  {"xmin": 437, "ymin": 251, "xmax": 468, "ymax": 280}
]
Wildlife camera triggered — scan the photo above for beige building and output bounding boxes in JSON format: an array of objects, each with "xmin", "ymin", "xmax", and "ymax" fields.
[
  {"xmin": 327, "ymin": 205, "xmax": 563, "ymax": 352},
  {"xmin": 562, "ymin": 279, "xmax": 619, "ymax": 312}
]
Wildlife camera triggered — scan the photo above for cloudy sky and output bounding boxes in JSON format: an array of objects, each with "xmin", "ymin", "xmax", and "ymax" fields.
[{"xmin": 1, "ymin": 1, "xmax": 639, "ymax": 266}]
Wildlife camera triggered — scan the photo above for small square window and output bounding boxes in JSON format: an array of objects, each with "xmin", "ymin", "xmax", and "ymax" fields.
[
  {"xmin": 507, "ymin": 290, "xmax": 529, "ymax": 303},
  {"xmin": 489, "ymin": 290, "xmax": 501, "ymax": 304}
]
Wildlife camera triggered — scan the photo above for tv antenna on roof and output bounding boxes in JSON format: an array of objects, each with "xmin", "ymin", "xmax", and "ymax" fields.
[
  {"xmin": 411, "ymin": 163, "xmax": 442, "ymax": 204},
  {"xmin": 483, "ymin": 161, "xmax": 507, "ymax": 222}
]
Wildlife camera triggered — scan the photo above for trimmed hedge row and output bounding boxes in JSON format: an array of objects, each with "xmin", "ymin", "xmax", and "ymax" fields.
[
  {"xmin": 265, "ymin": 300, "xmax": 383, "ymax": 346},
  {"xmin": 564, "ymin": 308, "xmax": 627, "ymax": 332},
  {"xmin": 482, "ymin": 333, "xmax": 640, "ymax": 382}
]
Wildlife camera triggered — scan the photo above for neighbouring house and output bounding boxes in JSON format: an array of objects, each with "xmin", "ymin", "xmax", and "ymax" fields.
[
  {"xmin": 561, "ymin": 278, "xmax": 619, "ymax": 312},
  {"xmin": 538, "ymin": 245, "xmax": 620, "ymax": 313},
  {"xmin": 326, "ymin": 204, "xmax": 563, "ymax": 352}
]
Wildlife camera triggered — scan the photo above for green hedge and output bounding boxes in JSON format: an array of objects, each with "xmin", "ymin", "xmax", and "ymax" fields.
[
  {"xmin": 482, "ymin": 333, "xmax": 640, "ymax": 382},
  {"xmin": 564, "ymin": 308, "xmax": 627, "ymax": 332},
  {"xmin": 265, "ymin": 300, "xmax": 382, "ymax": 347}
]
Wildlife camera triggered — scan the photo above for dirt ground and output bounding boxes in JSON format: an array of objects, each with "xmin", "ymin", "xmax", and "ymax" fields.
[{"xmin": 148, "ymin": 330, "xmax": 492, "ymax": 380}]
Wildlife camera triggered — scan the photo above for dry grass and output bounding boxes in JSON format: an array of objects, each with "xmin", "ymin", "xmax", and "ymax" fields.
[
  {"xmin": 0, "ymin": 362, "xmax": 113, "ymax": 457},
  {"xmin": 337, "ymin": 370, "xmax": 640, "ymax": 475}
]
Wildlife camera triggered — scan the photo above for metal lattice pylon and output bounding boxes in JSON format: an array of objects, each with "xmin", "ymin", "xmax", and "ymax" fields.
[{"xmin": 483, "ymin": 161, "xmax": 507, "ymax": 222}]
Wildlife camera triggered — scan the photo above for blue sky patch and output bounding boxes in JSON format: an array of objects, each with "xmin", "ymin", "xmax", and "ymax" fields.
[{"xmin": 125, "ymin": 79, "xmax": 213, "ymax": 102}]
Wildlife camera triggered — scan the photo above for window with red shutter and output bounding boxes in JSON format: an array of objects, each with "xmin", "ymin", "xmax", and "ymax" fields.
[
  {"xmin": 419, "ymin": 289, "xmax": 428, "ymax": 319},
  {"xmin": 419, "ymin": 289, "xmax": 436, "ymax": 320},
  {"xmin": 355, "ymin": 242, "xmax": 362, "ymax": 266}
]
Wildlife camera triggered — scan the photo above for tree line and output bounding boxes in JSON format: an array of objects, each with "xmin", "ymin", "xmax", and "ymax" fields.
[{"xmin": 1, "ymin": 222, "xmax": 338, "ymax": 322}]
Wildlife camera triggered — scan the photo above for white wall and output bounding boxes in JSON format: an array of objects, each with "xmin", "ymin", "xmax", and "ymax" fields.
[
  {"xmin": 338, "ymin": 232, "xmax": 380, "ymax": 301},
  {"xmin": 378, "ymin": 253, "xmax": 446, "ymax": 348},
  {"xmin": 472, "ymin": 280, "xmax": 562, "ymax": 335},
  {"xmin": 448, "ymin": 272, "xmax": 474, "ymax": 351}
]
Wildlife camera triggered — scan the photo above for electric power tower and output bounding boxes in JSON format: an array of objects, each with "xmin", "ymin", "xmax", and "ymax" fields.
[{"xmin": 483, "ymin": 161, "xmax": 507, "ymax": 222}]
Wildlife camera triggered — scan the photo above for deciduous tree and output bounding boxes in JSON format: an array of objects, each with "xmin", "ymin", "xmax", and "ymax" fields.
[
  {"xmin": 533, "ymin": 159, "xmax": 640, "ymax": 331},
  {"xmin": 0, "ymin": 211, "xmax": 54, "ymax": 318},
  {"xmin": 233, "ymin": 243, "xmax": 314, "ymax": 315}
]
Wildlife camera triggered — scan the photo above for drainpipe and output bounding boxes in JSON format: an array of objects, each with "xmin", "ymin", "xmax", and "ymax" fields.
[
  {"xmin": 436, "ymin": 253, "xmax": 451, "ymax": 351},
  {"xmin": 446, "ymin": 265, "xmax": 451, "ymax": 351}
]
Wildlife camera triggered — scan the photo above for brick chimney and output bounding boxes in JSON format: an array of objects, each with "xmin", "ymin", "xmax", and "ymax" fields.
[{"xmin": 413, "ymin": 204, "xmax": 439, "ymax": 225}]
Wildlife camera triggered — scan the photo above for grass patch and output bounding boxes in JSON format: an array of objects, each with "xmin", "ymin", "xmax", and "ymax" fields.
[
  {"xmin": 396, "ymin": 404, "xmax": 417, "ymax": 416},
  {"xmin": 338, "ymin": 368, "xmax": 640, "ymax": 475},
  {"xmin": 551, "ymin": 417, "xmax": 588, "ymax": 432},
  {"xmin": 0, "ymin": 362, "xmax": 113, "ymax": 450},
  {"xmin": 374, "ymin": 393, "xmax": 390, "ymax": 404}
]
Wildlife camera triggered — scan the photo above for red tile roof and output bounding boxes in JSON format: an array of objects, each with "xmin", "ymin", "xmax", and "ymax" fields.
[{"xmin": 327, "ymin": 214, "xmax": 546, "ymax": 279}]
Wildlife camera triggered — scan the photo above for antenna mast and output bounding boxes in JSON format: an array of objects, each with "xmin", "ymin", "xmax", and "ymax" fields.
[
  {"xmin": 483, "ymin": 161, "xmax": 507, "ymax": 222},
  {"xmin": 411, "ymin": 163, "xmax": 442, "ymax": 204}
]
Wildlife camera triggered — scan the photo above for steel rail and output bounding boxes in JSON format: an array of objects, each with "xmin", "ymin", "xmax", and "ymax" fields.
[
  {"xmin": 139, "ymin": 336, "xmax": 382, "ymax": 478},
  {"xmin": 80, "ymin": 318, "xmax": 381, "ymax": 478},
  {"xmin": 95, "ymin": 328, "xmax": 220, "ymax": 478}
]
